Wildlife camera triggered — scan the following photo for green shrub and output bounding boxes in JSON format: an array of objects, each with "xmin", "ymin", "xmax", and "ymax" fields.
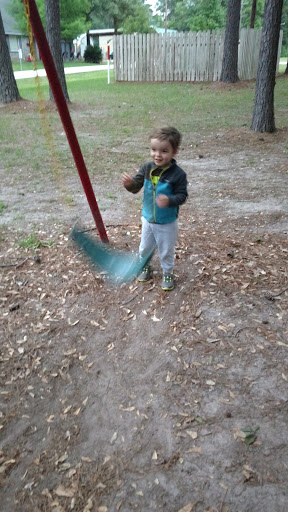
[{"xmin": 84, "ymin": 44, "xmax": 102, "ymax": 63}]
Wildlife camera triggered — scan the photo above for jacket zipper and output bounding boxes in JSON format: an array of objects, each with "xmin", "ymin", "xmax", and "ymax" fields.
[{"xmin": 150, "ymin": 165, "xmax": 170, "ymax": 222}]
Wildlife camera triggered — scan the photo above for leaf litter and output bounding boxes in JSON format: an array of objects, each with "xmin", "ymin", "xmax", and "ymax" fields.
[{"xmin": 0, "ymin": 123, "xmax": 288, "ymax": 511}]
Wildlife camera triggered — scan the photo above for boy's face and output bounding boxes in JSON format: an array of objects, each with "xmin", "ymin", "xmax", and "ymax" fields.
[{"xmin": 150, "ymin": 138, "xmax": 177, "ymax": 168}]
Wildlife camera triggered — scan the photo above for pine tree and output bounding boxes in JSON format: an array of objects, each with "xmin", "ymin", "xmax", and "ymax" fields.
[
  {"xmin": 45, "ymin": 0, "xmax": 70, "ymax": 102},
  {"xmin": 220, "ymin": 0, "xmax": 241, "ymax": 83},
  {"xmin": 0, "ymin": 10, "xmax": 21, "ymax": 104},
  {"xmin": 251, "ymin": 0, "xmax": 284, "ymax": 132}
]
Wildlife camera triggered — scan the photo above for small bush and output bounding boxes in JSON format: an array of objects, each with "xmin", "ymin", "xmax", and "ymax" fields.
[{"xmin": 84, "ymin": 44, "xmax": 102, "ymax": 63}]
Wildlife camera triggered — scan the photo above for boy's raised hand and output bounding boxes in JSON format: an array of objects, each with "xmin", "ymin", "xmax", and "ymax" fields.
[{"xmin": 122, "ymin": 173, "xmax": 134, "ymax": 187}]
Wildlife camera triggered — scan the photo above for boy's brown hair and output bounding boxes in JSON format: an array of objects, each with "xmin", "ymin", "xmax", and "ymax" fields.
[{"xmin": 150, "ymin": 127, "xmax": 182, "ymax": 152}]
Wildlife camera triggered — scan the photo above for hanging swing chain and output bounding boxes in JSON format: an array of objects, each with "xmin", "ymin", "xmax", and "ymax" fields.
[
  {"xmin": 23, "ymin": 0, "xmax": 70, "ymax": 202},
  {"xmin": 23, "ymin": 0, "xmax": 36, "ymax": 68}
]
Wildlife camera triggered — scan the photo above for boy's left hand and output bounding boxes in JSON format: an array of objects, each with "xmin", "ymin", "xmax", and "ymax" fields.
[{"xmin": 156, "ymin": 194, "xmax": 169, "ymax": 208}]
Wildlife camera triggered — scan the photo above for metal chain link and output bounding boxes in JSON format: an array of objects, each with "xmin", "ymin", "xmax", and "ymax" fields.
[{"xmin": 22, "ymin": 0, "xmax": 70, "ymax": 204}]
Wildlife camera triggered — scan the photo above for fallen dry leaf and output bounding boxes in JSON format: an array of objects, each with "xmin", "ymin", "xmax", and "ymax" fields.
[
  {"xmin": 56, "ymin": 453, "xmax": 68, "ymax": 465},
  {"xmin": 185, "ymin": 447, "xmax": 202, "ymax": 454},
  {"xmin": 151, "ymin": 315, "xmax": 162, "ymax": 322},
  {"xmin": 186, "ymin": 430, "xmax": 198, "ymax": 440},
  {"xmin": 277, "ymin": 341, "xmax": 288, "ymax": 348},
  {"xmin": 54, "ymin": 485, "xmax": 75, "ymax": 497},
  {"xmin": 110, "ymin": 432, "xmax": 118, "ymax": 444},
  {"xmin": 83, "ymin": 497, "xmax": 93, "ymax": 511},
  {"xmin": 120, "ymin": 405, "xmax": 135, "ymax": 412},
  {"xmin": 68, "ymin": 318, "xmax": 79, "ymax": 326},
  {"xmin": 152, "ymin": 450, "xmax": 158, "ymax": 460}
]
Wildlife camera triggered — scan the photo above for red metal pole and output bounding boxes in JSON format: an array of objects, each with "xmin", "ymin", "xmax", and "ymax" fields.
[{"xmin": 26, "ymin": 0, "xmax": 109, "ymax": 243}]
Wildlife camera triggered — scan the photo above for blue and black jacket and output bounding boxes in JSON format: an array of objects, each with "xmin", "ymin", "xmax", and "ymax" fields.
[{"xmin": 125, "ymin": 159, "xmax": 188, "ymax": 224}]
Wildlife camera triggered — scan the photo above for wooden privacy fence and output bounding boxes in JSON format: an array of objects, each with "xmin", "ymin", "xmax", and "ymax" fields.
[{"xmin": 113, "ymin": 28, "xmax": 283, "ymax": 82}]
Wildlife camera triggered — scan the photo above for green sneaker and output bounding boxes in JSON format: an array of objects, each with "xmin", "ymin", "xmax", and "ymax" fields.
[
  {"xmin": 138, "ymin": 264, "xmax": 151, "ymax": 282},
  {"xmin": 161, "ymin": 272, "xmax": 174, "ymax": 291}
]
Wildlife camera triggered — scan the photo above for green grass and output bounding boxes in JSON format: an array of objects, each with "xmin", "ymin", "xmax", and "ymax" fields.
[
  {"xmin": 18, "ymin": 233, "xmax": 53, "ymax": 249},
  {"xmin": 17, "ymin": 70, "xmax": 288, "ymax": 131},
  {"xmin": 0, "ymin": 201, "xmax": 6, "ymax": 215},
  {"xmin": 3, "ymin": 67, "xmax": 286, "ymax": 194}
]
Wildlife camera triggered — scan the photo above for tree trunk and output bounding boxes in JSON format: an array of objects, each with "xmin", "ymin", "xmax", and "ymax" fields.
[
  {"xmin": 251, "ymin": 0, "xmax": 283, "ymax": 133},
  {"xmin": 45, "ymin": 0, "xmax": 70, "ymax": 102},
  {"xmin": 220, "ymin": 0, "xmax": 241, "ymax": 83},
  {"xmin": 285, "ymin": 59, "xmax": 288, "ymax": 74},
  {"xmin": 0, "ymin": 10, "xmax": 21, "ymax": 104},
  {"xmin": 250, "ymin": 0, "xmax": 257, "ymax": 28}
]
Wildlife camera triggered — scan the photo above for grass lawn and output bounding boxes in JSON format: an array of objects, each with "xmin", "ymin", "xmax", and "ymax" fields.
[{"xmin": 16, "ymin": 69, "xmax": 288, "ymax": 142}]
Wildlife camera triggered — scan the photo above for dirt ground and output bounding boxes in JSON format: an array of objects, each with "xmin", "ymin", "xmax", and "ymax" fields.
[{"xmin": 0, "ymin": 96, "xmax": 288, "ymax": 512}]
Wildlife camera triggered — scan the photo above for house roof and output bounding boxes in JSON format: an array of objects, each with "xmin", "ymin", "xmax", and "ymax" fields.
[
  {"xmin": 74, "ymin": 29, "xmax": 120, "ymax": 44},
  {"xmin": 0, "ymin": 0, "xmax": 21, "ymax": 35}
]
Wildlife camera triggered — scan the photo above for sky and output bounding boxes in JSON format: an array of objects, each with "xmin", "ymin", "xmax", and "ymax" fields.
[{"xmin": 146, "ymin": 0, "xmax": 159, "ymax": 15}]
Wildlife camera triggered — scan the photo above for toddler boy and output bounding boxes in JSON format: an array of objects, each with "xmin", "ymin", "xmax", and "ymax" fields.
[{"xmin": 122, "ymin": 127, "xmax": 188, "ymax": 290}]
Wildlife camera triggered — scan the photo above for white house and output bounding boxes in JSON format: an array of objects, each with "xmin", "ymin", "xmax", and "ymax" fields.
[
  {"xmin": 0, "ymin": 0, "xmax": 74, "ymax": 61},
  {"xmin": 0, "ymin": 0, "xmax": 31, "ymax": 60},
  {"xmin": 74, "ymin": 29, "xmax": 120, "ymax": 60}
]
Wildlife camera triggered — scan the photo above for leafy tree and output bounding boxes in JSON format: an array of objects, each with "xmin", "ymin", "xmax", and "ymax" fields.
[
  {"xmin": 122, "ymin": 2, "xmax": 154, "ymax": 33},
  {"xmin": 251, "ymin": 0, "xmax": 284, "ymax": 132},
  {"xmin": 155, "ymin": 0, "xmax": 178, "ymax": 18},
  {"xmin": 151, "ymin": 13, "xmax": 165, "ymax": 29},
  {"xmin": 156, "ymin": 0, "xmax": 225, "ymax": 32},
  {"xmin": 8, "ymin": 0, "xmax": 45, "ymax": 35},
  {"xmin": 220, "ymin": 0, "xmax": 241, "ymax": 83},
  {"xmin": 241, "ymin": 0, "xmax": 264, "ymax": 28},
  {"xmin": 57, "ymin": 0, "xmax": 90, "ymax": 41},
  {"xmin": 155, "ymin": 0, "xmax": 186, "ymax": 29},
  {"xmin": 0, "ymin": 9, "xmax": 21, "ymax": 103},
  {"xmin": 9, "ymin": 0, "xmax": 89, "ymax": 42},
  {"xmin": 168, "ymin": 1, "xmax": 197, "ymax": 31},
  {"xmin": 84, "ymin": 0, "xmax": 141, "ymax": 34},
  {"xmin": 188, "ymin": 0, "xmax": 226, "ymax": 31},
  {"xmin": 45, "ymin": 0, "xmax": 70, "ymax": 102}
]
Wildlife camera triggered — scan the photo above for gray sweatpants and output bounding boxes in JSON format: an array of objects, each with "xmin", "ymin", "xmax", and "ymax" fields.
[{"xmin": 139, "ymin": 216, "xmax": 178, "ymax": 274}]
